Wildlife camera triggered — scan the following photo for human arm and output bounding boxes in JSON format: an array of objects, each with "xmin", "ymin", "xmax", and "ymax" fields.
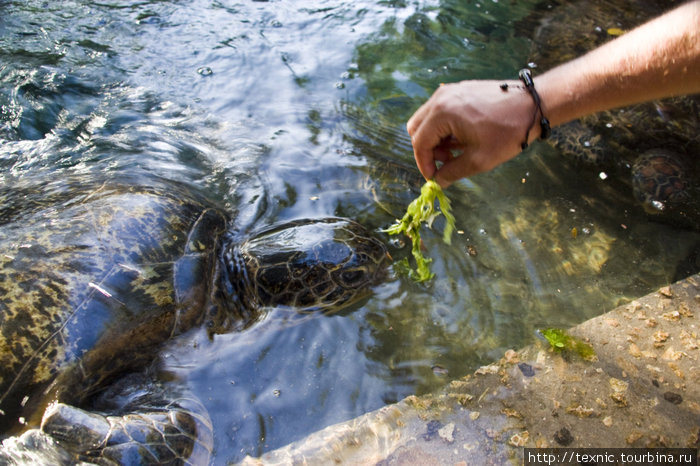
[{"xmin": 407, "ymin": 0, "xmax": 700, "ymax": 187}]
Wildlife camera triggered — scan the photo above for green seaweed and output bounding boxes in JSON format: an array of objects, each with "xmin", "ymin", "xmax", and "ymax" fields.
[
  {"xmin": 540, "ymin": 328, "xmax": 596, "ymax": 360},
  {"xmin": 384, "ymin": 180, "xmax": 456, "ymax": 282}
]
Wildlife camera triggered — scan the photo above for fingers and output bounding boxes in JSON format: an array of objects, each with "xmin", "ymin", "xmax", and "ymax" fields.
[
  {"xmin": 408, "ymin": 107, "xmax": 458, "ymax": 181},
  {"xmin": 410, "ymin": 124, "xmax": 466, "ymax": 183},
  {"xmin": 408, "ymin": 83, "xmax": 477, "ymax": 184},
  {"xmin": 407, "ymin": 107, "xmax": 433, "ymax": 179},
  {"xmin": 407, "ymin": 79, "xmax": 533, "ymax": 186},
  {"xmin": 435, "ymin": 136, "xmax": 462, "ymax": 159},
  {"xmin": 433, "ymin": 157, "xmax": 469, "ymax": 188},
  {"xmin": 411, "ymin": 129, "xmax": 439, "ymax": 181},
  {"xmin": 406, "ymin": 96, "xmax": 432, "ymax": 136},
  {"xmin": 414, "ymin": 139, "xmax": 469, "ymax": 188}
]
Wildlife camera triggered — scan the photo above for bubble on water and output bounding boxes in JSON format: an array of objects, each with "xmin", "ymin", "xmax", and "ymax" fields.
[
  {"xmin": 197, "ymin": 66, "xmax": 213, "ymax": 76},
  {"xmin": 651, "ymin": 200, "xmax": 665, "ymax": 211}
]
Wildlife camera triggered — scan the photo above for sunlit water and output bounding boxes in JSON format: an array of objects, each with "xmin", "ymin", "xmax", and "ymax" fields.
[{"xmin": 1, "ymin": 0, "xmax": 698, "ymax": 462}]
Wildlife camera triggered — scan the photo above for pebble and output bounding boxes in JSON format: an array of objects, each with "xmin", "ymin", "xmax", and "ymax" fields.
[
  {"xmin": 566, "ymin": 405, "xmax": 596, "ymax": 418},
  {"xmin": 438, "ymin": 422, "xmax": 455, "ymax": 443},
  {"xmin": 554, "ymin": 427, "xmax": 573, "ymax": 446},
  {"xmin": 518, "ymin": 362, "xmax": 535, "ymax": 377},
  {"xmin": 626, "ymin": 431, "xmax": 643, "ymax": 445},
  {"xmin": 423, "ymin": 420, "xmax": 441, "ymax": 440},
  {"xmin": 504, "ymin": 349, "xmax": 519, "ymax": 364},
  {"xmin": 509, "ymin": 430, "xmax": 529, "ymax": 447}
]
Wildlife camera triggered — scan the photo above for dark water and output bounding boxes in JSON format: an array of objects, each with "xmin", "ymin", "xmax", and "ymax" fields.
[{"xmin": 1, "ymin": 0, "xmax": 698, "ymax": 463}]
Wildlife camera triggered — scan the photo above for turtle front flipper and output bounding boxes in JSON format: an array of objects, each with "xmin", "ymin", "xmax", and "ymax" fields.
[
  {"xmin": 0, "ymin": 428, "xmax": 73, "ymax": 465},
  {"xmin": 40, "ymin": 399, "xmax": 213, "ymax": 466},
  {"xmin": 2, "ymin": 374, "xmax": 214, "ymax": 466}
]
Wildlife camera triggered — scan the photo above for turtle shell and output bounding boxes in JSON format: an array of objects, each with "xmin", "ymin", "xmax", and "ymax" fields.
[
  {"xmin": 549, "ymin": 120, "xmax": 608, "ymax": 166},
  {"xmin": 0, "ymin": 181, "xmax": 227, "ymax": 434},
  {"xmin": 632, "ymin": 149, "xmax": 691, "ymax": 214}
]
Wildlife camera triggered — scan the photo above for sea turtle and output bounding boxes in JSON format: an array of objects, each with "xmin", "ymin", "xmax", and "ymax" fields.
[
  {"xmin": 631, "ymin": 149, "xmax": 692, "ymax": 215},
  {"xmin": 522, "ymin": 0, "xmax": 700, "ymax": 227},
  {"xmin": 547, "ymin": 100, "xmax": 700, "ymax": 226},
  {"xmin": 0, "ymin": 177, "xmax": 390, "ymax": 464}
]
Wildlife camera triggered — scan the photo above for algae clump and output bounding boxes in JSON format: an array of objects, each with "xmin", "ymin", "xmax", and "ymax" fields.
[
  {"xmin": 384, "ymin": 180, "xmax": 456, "ymax": 282},
  {"xmin": 541, "ymin": 328, "xmax": 596, "ymax": 360}
]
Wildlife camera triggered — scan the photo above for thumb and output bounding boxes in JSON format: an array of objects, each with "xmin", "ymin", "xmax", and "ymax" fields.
[{"xmin": 433, "ymin": 152, "xmax": 478, "ymax": 187}]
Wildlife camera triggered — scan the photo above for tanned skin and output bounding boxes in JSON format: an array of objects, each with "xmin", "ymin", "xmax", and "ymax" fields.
[{"xmin": 407, "ymin": 1, "xmax": 700, "ymax": 187}]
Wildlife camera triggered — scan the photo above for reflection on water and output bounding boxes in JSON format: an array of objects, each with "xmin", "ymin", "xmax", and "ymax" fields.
[{"xmin": 1, "ymin": 0, "xmax": 698, "ymax": 462}]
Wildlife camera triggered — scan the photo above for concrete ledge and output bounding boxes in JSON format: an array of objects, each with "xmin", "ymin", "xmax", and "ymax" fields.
[{"xmin": 241, "ymin": 273, "xmax": 700, "ymax": 465}]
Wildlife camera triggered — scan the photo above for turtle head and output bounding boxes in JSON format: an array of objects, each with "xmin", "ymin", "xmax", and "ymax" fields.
[{"xmin": 225, "ymin": 218, "xmax": 390, "ymax": 312}]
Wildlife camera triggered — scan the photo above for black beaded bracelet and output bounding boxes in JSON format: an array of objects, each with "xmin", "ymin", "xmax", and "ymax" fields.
[{"xmin": 517, "ymin": 68, "xmax": 551, "ymax": 149}]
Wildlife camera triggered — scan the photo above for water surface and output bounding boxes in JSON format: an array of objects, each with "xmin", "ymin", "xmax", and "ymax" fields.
[{"xmin": 1, "ymin": 0, "xmax": 698, "ymax": 462}]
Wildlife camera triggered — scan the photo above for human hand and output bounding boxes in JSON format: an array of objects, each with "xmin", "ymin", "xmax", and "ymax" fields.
[{"xmin": 407, "ymin": 80, "xmax": 536, "ymax": 187}]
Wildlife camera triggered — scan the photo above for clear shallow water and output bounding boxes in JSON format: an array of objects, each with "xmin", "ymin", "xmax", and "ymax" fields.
[{"xmin": 1, "ymin": 0, "xmax": 698, "ymax": 463}]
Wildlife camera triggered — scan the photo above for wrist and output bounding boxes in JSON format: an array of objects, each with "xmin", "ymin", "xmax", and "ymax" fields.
[
  {"xmin": 498, "ymin": 72, "xmax": 550, "ymax": 149},
  {"xmin": 518, "ymin": 69, "xmax": 551, "ymax": 149}
]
